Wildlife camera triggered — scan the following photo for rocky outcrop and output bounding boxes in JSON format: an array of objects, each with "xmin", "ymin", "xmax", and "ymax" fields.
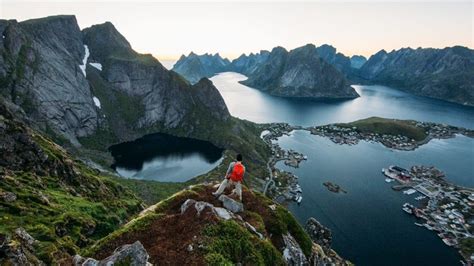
[
  {"xmin": 282, "ymin": 233, "xmax": 308, "ymax": 265},
  {"xmin": 172, "ymin": 52, "xmax": 230, "ymax": 84},
  {"xmin": 305, "ymin": 218, "xmax": 332, "ymax": 250},
  {"xmin": 218, "ymin": 194, "xmax": 244, "ymax": 213},
  {"xmin": 241, "ymin": 44, "xmax": 359, "ymax": 99},
  {"xmin": 358, "ymin": 46, "xmax": 474, "ymax": 106},
  {"xmin": 73, "ymin": 241, "xmax": 151, "ymax": 266},
  {"xmin": 0, "ymin": 228, "xmax": 43, "ymax": 265},
  {"xmin": 305, "ymin": 218, "xmax": 350, "ymax": 266}
]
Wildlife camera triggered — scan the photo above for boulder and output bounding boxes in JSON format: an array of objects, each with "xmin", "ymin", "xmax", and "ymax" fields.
[
  {"xmin": 218, "ymin": 194, "xmax": 244, "ymax": 213},
  {"xmin": 74, "ymin": 241, "xmax": 151, "ymax": 266},
  {"xmin": 1, "ymin": 191, "xmax": 17, "ymax": 202},
  {"xmin": 213, "ymin": 207, "xmax": 232, "ymax": 220},
  {"xmin": 0, "ymin": 228, "xmax": 43, "ymax": 265}
]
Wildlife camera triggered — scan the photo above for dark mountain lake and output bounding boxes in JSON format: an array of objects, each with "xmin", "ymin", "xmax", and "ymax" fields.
[
  {"xmin": 109, "ymin": 133, "xmax": 223, "ymax": 182},
  {"xmin": 210, "ymin": 72, "xmax": 474, "ymax": 265}
]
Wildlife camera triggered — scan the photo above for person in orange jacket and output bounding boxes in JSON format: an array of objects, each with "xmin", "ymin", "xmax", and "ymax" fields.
[{"xmin": 212, "ymin": 154, "xmax": 246, "ymax": 201}]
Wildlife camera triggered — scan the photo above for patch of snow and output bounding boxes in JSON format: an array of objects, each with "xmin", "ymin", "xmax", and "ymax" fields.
[
  {"xmin": 79, "ymin": 45, "xmax": 90, "ymax": 77},
  {"xmin": 93, "ymin": 96, "xmax": 101, "ymax": 109},
  {"xmin": 89, "ymin": 62, "xmax": 102, "ymax": 71}
]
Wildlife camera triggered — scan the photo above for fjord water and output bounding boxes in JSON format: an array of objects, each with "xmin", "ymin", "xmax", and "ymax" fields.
[
  {"xmin": 210, "ymin": 72, "xmax": 474, "ymax": 265},
  {"xmin": 211, "ymin": 72, "xmax": 474, "ymax": 128},
  {"xmin": 109, "ymin": 133, "xmax": 223, "ymax": 182}
]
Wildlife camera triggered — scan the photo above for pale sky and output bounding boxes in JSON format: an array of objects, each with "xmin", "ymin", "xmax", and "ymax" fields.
[{"xmin": 1, "ymin": 1, "xmax": 473, "ymax": 60}]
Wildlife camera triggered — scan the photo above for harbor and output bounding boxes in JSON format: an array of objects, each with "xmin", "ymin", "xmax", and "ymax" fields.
[{"xmin": 382, "ymin": 164, "xmax": 474, "ymax": 263}]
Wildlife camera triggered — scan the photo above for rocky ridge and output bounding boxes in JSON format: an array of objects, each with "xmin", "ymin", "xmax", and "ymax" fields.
[
  {"xmin": 358, "ymin": 46, "xmax": 474, "ymax": 106},
  {"xmin": 82, "ymin": 184, "xmax": 349, "ymax": 265}
]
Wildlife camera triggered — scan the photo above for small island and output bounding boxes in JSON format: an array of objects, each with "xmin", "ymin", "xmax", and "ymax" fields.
[{"xmin": 323, "ymin": 182, "xmax": 347, "ymax": 194}]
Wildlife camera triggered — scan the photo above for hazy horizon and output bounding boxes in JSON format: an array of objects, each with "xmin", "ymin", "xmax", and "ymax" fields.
[{"xmin": 1, "ymin": 1, "xmax": 472, "ymax": 60}]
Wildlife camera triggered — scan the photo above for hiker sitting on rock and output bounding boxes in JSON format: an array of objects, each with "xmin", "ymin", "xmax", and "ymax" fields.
[{"xmin": 212, "ymin": 154, "xmax": 246, "ymax": 201}]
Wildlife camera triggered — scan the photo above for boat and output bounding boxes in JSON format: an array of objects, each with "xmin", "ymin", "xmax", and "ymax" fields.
[
  {"xmin": 403, "ymin": 207, "xmax": 413, "ymax": 214},
  {"xmin": 403, "ymin": 189, "xmax": 417, "ymax": 195},
  {"xmin": 297, "ymin": 196, "xmax": 303, "ymax": 204},
  {"xmin": 442, "ymin": 238, "xmax": 457, "ymax": 246},
  {"xmin": 385, "ymin": 178, "xmax": 394, "ymax": 183},
  {"xmin": 414, "ymin": 223, "xmax": 425, "ymax": 227}
]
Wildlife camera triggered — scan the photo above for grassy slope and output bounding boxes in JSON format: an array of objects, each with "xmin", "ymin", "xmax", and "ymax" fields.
[
  {"xmin": 337, "ymin": 116, "xmax": 427, "ymax": 141},
  {"xmin": 0, "ymin": 116, "xmax": 143, "ymax": 264},
  {"xmin": 84, "ymin": 185, "xmax": 312, "ymax": 264}
]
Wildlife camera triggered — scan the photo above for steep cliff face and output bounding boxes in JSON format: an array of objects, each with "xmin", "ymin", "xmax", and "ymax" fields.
[
  {"xmin": 0, "ymin": 16, "xmax": 99, "ymax": 146},
  {"xmin": 0, "ymin": 16, "xmax": 234, "ymax": 150},
  {"xmin": 359, "ymin": 46, "xmax": 474, "ymax": 106},
  {"xmin": 172, "ymin": 52, "xmax": 230, "ymax": 84},
  {"xmin": 83, "ymin": 22, "xmax": 231, "ymax": 131},
  {"xmin": 241, "ymin": 44, "xmax": 359, "ymax": 99}
]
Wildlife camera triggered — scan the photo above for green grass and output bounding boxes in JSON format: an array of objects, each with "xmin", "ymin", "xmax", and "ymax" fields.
[
  {"xmin": 339, "ymin": 117, "xmax": 427, "ymax": 141},
  {"xmin": 203, "ymin": 220, "xmax": 284, "ymax": 266},
  {"xmin": 0, "ymin": 120, "xmax": 143, "ymax": 264}
]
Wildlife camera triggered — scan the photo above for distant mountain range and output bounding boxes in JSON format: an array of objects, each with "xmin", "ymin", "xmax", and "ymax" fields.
[
  {"xmin": 172, "ymin": 44, "xmax": 474, "ymax": 106},
  {"xmin": 173, "ymin": 44, "xmax": 360, "ymax": 100},
  {"xmin": 358, "ymin": 46, "xmax": 474, "ymax": 106}
]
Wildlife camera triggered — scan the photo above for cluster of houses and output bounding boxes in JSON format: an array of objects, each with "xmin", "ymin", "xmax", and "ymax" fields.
[
  {"xmin": 308, "ymin": 125, "xmax": 419, "ymax": 150},
  {"xmin": 415, "ymin": 122, "xmax": 474, "ymax": 139},
  {"xmin": 383, "ymin": 164, "xmax": 474, "ymax": 263}
]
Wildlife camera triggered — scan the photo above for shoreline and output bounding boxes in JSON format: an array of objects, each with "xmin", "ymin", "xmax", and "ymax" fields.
[{"xmin": 259, "ymin": 120, "xmax": 473, "ymax": 264}]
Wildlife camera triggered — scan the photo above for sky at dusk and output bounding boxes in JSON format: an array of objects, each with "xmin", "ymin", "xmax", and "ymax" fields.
[{"xmin": 1, "ymin": 1, "xmax": 473, "ymax": 60}]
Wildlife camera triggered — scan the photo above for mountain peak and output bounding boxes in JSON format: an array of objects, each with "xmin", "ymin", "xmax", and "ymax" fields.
[{"xmin": 82, "ymin": 21, "xmax": 133, "ymax": 61}]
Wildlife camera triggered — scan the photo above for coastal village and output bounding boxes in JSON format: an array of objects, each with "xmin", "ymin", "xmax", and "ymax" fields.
[
  {"xmin": 307, "ymin": 121, "xmax": 474, "ymax": 151},
  {"xmin": 382, "ymin": 165, "xmax": 474, "ymax": 264},
  {"xmin": 260, "ymin": 120, "xmax": 474, "ymax": 264}
]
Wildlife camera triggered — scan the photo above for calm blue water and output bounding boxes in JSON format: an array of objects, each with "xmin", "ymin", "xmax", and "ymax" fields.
[
  {"xmin": 278, "ymin": 132, "xmax": 473, "ymax": 265},
  {"xmin": 109, "ymin": 133, "xmax": 223, "ymax": 182},
  {"xmin": 211, "ymin": 72, "xmax": 474, "ymax": 128},
  {"xmin": 210, "ymin": 72, "xmax": 474, "ymax": 265}
]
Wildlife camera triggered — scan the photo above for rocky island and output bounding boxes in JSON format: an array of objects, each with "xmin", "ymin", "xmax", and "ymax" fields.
[{"xmin": 323, "ymin": 182, "xmax": 347, "ymax": 194}]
